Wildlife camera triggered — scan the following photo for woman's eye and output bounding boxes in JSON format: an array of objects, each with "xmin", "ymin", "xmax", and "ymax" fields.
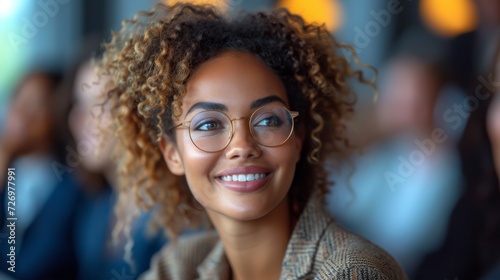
[
  {"xmin": 194, "ymin": 120, "xmax": 221, "ymax": 131},
  {"xmin": 255, "ymin": 115, "xmax": 283, "ymax": 127}
]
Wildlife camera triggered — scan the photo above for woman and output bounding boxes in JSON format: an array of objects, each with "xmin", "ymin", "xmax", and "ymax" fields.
[
  {"xmin": 488, "ymin": 43, "xmax": 500, "ymax": 185},
  {"xmin": 67, "ymin": 58, "xmax": 166, "ymax": 279},
  {"xmin": 484, "ymin": 43, "xmax": 500, "ymax": 279},
  {"xmin": 99, "ymin": 3, "xmax": 406, "ymax": 279},
  {"xmin": 0, "ymin": 70, "xmax": 81, "ymax": 279},
  {"xmin": 415, "ymin": 42, "xmax": 500, "ymax": 280}
]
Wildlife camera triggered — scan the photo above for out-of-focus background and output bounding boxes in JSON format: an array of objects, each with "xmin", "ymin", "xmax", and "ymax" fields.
[
  {"xmin": 0, "ymin": 0, "xmax": 494, "ymax": 113},
  {"xmin": 0, "ymin": 0, "xmax": 498, "ymax": 279}
]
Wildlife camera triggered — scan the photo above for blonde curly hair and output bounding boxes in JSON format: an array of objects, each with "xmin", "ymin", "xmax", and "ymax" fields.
[{"xmin": 99, "ymin": 3, "xmax": 374, "ymax": 248}]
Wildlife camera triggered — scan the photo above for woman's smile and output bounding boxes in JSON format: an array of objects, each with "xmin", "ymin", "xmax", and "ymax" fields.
[{"xmin": 215, "ymin": 165, "xmax": 274, "ymax": 193}]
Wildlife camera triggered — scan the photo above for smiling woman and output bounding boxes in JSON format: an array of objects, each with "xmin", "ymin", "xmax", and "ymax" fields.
[{"xmin": 99, "ymin": 3, "xmax": 407, "ymax": 279}]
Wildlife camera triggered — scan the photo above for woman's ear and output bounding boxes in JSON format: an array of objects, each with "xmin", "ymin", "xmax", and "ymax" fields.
[{"xmin": 159, "ymin": 136, "xmax": 185, "ymax": 176}]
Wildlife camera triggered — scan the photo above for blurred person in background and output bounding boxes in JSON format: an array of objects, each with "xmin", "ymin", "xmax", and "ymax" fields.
[
  {"xmin": 485, "ymin": 40, "xmax": 500, "ymax": 280},
  {"xmin": 327, "ymin": 28, "xmax": 462, "ymax": 277},
  {"xmin": 441, "ymin": 0, "xmax": 500, "ymax": 193},
  {"xmin": 414, "ymin": 0, "xmax": 500, "ymax": 278},
  {"xmin": 66, "ymin": 50, "xmax": 166, "ymax": 279},
  {"xmin": 330, "ymin": 0, "xmax": 500, "ymax": 278},
  {"xmin": 488, "ymin": 45, "xmax": 500, "ymax": 185},
  {"xmin": 416, "ymin": 42, "xmax": 500, "ymax": 280},
  {"xmin": 0, "ymin": 70, "xmax": 81, "ymax": 279}
]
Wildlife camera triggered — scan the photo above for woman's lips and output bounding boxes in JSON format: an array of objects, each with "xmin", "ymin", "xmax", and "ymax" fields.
[{"xmin": 215, "ymin": 166, "xmax": 273, "ymax": 193}]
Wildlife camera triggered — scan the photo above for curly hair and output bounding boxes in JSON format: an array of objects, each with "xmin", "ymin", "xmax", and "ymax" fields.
[{"xmin": 99, "ymin": 3, "xmax": 374, "ymax": 245}]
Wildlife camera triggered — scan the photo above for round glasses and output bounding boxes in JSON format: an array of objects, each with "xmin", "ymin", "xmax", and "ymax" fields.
[{"xmin": 171, "ymin": 105, "xmax": 299, "ymax": 152}]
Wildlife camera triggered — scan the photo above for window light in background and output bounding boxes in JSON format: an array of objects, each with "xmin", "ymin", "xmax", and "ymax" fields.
[
  {"xmin": 0, "ymin": 0, "xmax": 27, "ymax": 102},
  {"xmin": 276, "ymin": 0, "xmax": 343, "ymax": 32},
  {"xmin": 420, "ymin": 0, "xmax": 478, "ymax": 37},
  {"xmin": 0, "ymin": 0, "xmax": 18, "ymax": 18}
]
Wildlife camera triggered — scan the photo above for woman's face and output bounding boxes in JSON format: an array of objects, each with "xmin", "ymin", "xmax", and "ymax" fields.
[
  {"xmin": 161, "ymin": 51, "xmax": 303, "ymax": 221},
  {"xmin": 69, "ymin": 62, "xmax": 114, "ymax": 172},
  {"xmin": 3, "ymin": 74, "xmax": 54, "ymax": 155}
]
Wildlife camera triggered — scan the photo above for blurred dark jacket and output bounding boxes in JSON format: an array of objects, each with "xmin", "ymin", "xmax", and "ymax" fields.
[
  {"xmin": 0, "ymin": 168, "xmax": 81, "ymax": 279},
  {"xmin": 74, "ymin": 184, "xmax": 167, "ymax": 280}
]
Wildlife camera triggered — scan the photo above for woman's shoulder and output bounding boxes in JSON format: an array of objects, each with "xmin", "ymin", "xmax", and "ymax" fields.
[
  {"xmin": 284, "ymin": 195, "xmax": 407, "ymax": 279},
  {"xmin": 139, "ymin": 231, "xmax": 219, "ymax": 280},
  {"xmin": 316, "ymin": 221, "xmax": 408, "ymax": 279}
]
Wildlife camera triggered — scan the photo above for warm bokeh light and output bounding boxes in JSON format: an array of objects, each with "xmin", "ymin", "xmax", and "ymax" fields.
[
  {"xmin": 165, "ymin": 0, "xmax": 232, "ymax": 12},
  {"xmin": 420, "ymin": 0, "xmax": 477, "ymax": 37},
  {"xmin": 276, "ymin": 0, "xmax": 343, "ymax": 32}
]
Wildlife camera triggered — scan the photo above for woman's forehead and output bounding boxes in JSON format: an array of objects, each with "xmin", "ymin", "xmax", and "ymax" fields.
[{"xmin": 182, "ymin": 51, "xmax": 288, "ymax": 109}]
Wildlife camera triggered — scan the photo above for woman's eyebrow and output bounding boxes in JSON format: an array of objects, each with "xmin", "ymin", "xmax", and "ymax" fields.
[
  {"xmin": 185, "ymin": 95, "xmax": 286, "ymax": 115},
  {"xmin": 250, "ymin": 95, "xmax": 287, "ymax": 109},
  {"xmin": 186, "ymin": 102, "xmax": 228, "ymax": 116}
]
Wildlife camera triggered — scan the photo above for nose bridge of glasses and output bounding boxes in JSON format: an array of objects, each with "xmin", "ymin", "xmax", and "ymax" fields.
[
  {"xmin": 230, "ymin": 116, "xmax": 248, "ymax": 122},
  {"xmin": 228, "ymin": 115, "xmax": 265, "ymax": 150},
  {"xmin": 228, "ymin": 116, "xmax": 247, "ymax": 127},
  {"xmin": 229, "ymin": 116, "xmax": 252, "ymax": 137}
]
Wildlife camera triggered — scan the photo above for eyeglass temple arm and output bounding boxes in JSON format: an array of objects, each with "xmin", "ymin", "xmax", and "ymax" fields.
[{"xmin": 169, "ymin": 121, "xmax": 190, "ymax": 131}]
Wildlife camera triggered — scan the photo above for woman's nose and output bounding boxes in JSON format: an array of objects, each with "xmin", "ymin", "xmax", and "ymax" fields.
[{"xmin": 224, "ymin": 119, "xmax": 261, "ymax": 160}]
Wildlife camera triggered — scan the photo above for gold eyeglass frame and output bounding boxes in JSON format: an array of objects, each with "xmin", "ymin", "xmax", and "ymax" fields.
[{"xmin": 171, "ymin": 104, "xmax": 299, "ymax": 153}]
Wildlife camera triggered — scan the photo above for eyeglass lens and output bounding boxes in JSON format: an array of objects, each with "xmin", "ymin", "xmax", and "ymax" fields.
[{"xmin": 188, "ymin": 105, "xmax": 294, "ymax": 152}]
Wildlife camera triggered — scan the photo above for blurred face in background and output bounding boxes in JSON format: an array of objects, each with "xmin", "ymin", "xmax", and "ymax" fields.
[
  {"xmin": 487, "ymin": 52, "xmax": 500, "ymax": 185},
  {"xmin": 3, "ymin": 74, "xmax": 55, "ymax": 156},
  {"xmin": 376, "ymin": 57, "xmax": 440, "ymax": 137},
  {"xmin": 475, "ymin": 0, "xmax": 500, "ymax": 26},
  {"xmin": 69, "ymin": 62, "xmax": 114, "ymax": 173}
]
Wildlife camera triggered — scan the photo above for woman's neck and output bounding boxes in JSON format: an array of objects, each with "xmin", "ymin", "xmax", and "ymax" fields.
[{"xmin": 207, "ymin": 197, "xmax": 293, "ymax": 280}]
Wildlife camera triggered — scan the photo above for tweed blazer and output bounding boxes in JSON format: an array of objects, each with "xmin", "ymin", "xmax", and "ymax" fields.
[{"xmin": 140, "ymin": 197, "xmax": 407, "ymax": 280}]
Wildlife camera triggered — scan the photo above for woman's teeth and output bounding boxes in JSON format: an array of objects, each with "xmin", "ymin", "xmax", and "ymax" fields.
[{"xmin": 220, "ymin": 173, "xmax": 267, "ymax": 182}]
